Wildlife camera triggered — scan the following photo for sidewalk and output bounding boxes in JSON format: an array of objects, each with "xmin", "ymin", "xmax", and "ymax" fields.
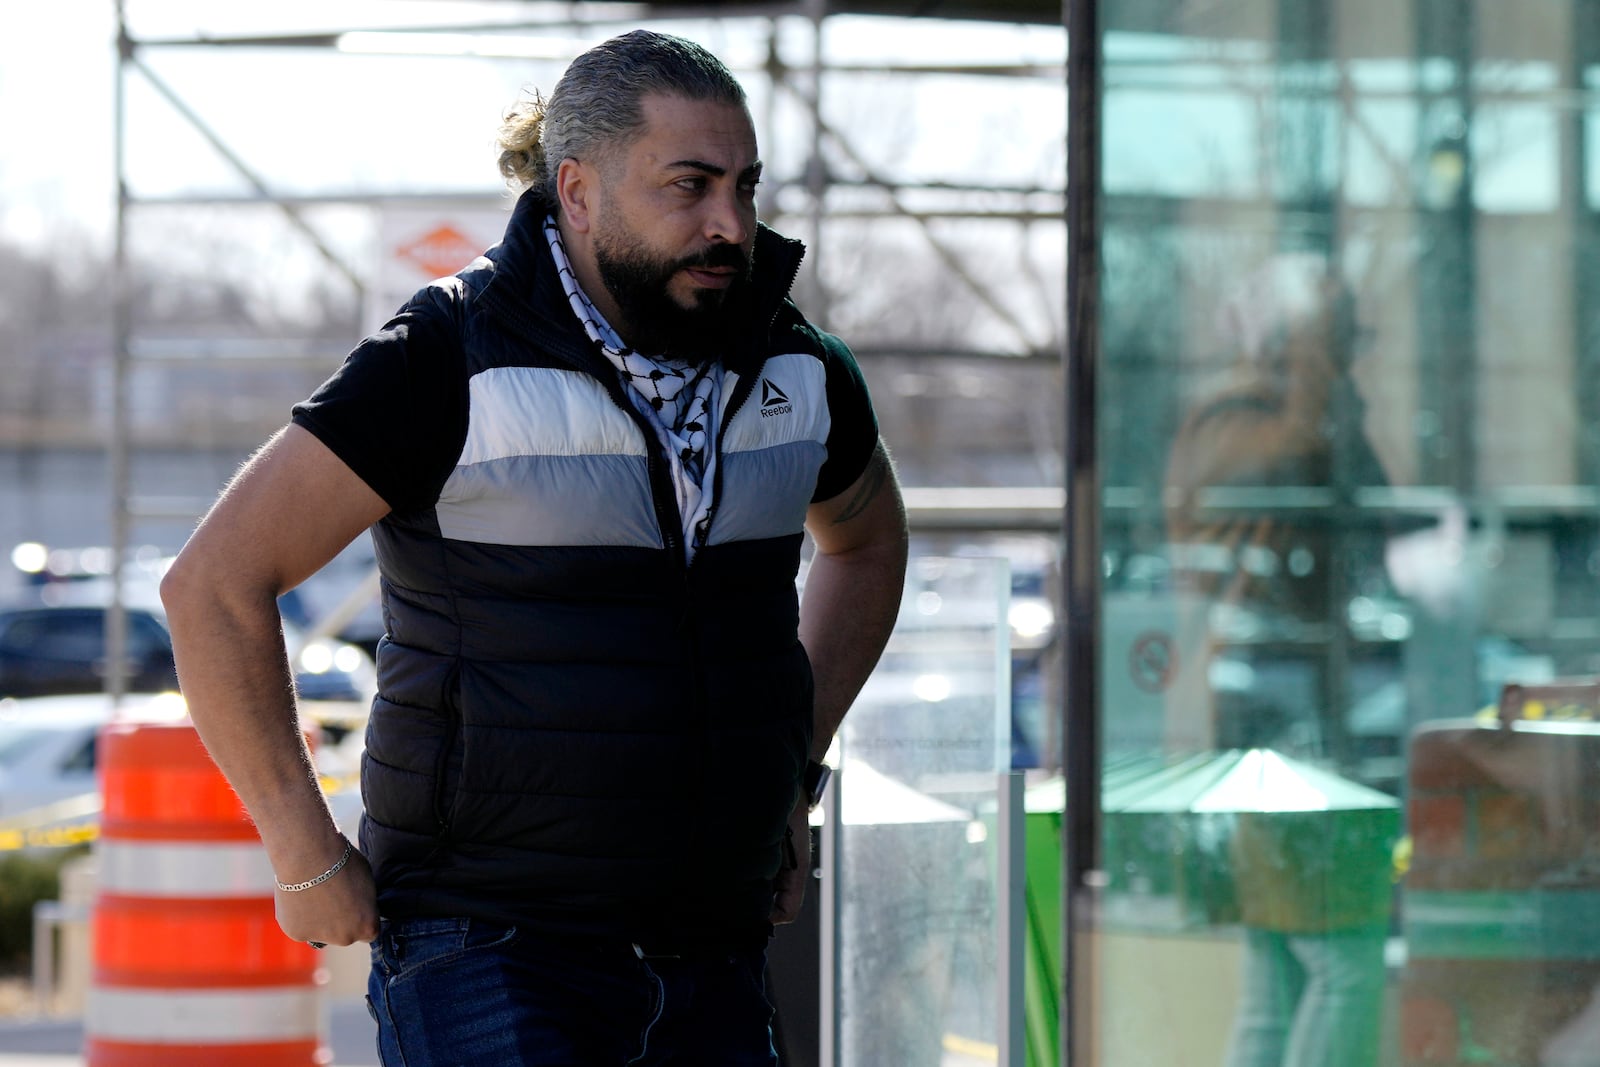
[{"xmin": 0, "ymin": 996, "xmax": 379, "ymax": 1067}]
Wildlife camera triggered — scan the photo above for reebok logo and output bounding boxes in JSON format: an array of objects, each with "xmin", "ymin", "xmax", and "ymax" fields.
[{"xmin": 759, "ymin": 378, "xmax": 792, "ymax": 418}]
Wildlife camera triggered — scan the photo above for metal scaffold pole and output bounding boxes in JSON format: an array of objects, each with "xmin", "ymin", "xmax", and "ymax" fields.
[
  {"xmin": 108, "ymin": 0, "xmax": 132, "ymax": 706},
  {"xmin": 805, "ymin": 0, "xmax": 831, "ymax": 329}
]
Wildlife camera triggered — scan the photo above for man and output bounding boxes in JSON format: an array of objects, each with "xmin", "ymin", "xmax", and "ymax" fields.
[{"xmin": 160, "ymin": 30, "xmax": 907, "ymax": 1066}]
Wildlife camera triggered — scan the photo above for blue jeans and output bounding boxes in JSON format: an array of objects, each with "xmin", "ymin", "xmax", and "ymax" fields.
[
  {"xmin": 367, "ymin": 918, "xmax": 779, "ymax": 1066},
  {"xmin": 1225, "ymin": 925, "xmax": 1388, "ymax": 1067}
]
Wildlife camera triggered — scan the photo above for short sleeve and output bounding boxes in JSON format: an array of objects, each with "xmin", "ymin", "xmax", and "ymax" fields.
[
  {"xmin": 290, "ymin": 293, "xmax": 469, "ymax": 514},
  {"xmin": 811, "ymin": 332, "xmax": 879, "ymax": 503}
]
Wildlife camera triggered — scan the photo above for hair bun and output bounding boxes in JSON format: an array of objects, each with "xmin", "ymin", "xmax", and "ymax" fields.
[{"xmin": 496, "ymin": 90, "xmax": 549, "ymax": 190}]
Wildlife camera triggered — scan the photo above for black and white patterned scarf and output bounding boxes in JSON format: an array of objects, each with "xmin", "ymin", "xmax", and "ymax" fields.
[{"xmin": 544, "ymin": 216, "xmax": 721, "ymax": 558}]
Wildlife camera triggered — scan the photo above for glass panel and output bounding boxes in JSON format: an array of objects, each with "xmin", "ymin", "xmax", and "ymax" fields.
[
  {"xmin": 1088, "ymin": 2, "xmax": 1600, "ymax": 1065},
  {"xmin": 834, "ymin": 555, "xmax": 1009, "ymax": 1065}
]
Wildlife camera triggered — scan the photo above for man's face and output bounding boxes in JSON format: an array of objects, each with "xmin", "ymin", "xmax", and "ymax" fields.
[{"xmin": 589, "ymin": 94, "xmax": 761, "ymax": 356}]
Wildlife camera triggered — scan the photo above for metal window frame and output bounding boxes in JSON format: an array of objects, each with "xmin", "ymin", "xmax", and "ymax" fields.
[{"xmin": 1062, "ymin": 1, "xmax": 1100, "ymax": 1065}]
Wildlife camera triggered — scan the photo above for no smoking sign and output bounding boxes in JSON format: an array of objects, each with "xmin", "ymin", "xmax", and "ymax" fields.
[{"xmin": 1129, "ymin": 630, "xmax": 1178, "ymax": 693}]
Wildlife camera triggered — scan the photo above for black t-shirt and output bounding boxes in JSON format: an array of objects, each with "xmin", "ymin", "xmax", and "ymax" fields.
[{"xmin": 291, "ymin": 301, "xmax": 880, "ymax": 517}]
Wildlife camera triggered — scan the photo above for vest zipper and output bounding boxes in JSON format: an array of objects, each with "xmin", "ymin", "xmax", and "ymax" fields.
[
  {"xmin": 688, "ymin": 239, "xmax": 805, "ymax": 555},
  {"xmin": 594, "ymin": 367, "xmax": 686, "ymax": 565},
  {"xmin": 704, "ymin": 363, "xmax": 763, "ymax": 553}
]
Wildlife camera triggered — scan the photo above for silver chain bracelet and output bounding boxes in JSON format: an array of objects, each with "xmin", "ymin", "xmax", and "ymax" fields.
[{"xmin": 276, "ymin": 837, "xmax": 353, "ymax": 893}]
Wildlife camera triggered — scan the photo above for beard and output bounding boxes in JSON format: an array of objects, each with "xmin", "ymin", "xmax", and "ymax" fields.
[{"xmin": 593, "ymin": 223, "xmax": 751, "ymax": 361}]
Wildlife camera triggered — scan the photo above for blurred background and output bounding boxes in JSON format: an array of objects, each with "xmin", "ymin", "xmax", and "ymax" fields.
[
  {"xmin": 7, "ymin": 2, "xmax": 1600, "ymax": 1066},
  {"xmin": 0, "ymin": 0, "xmax": 1067, "ymax": 762},
  {"xmin": 0, "ymin": 4, "xmax": 1066, "ymax": 1063}
]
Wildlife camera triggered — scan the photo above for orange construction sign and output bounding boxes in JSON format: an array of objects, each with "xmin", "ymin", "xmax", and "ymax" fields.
[
  {"xmin": 394, "ymin": 224, "xmax": 480, "ymax": 279},
  {"xmin": 370, "ymin": 206, "xmax": 506, "ymax": 332}
]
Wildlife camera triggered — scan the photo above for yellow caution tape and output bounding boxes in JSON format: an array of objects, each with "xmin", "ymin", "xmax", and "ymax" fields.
[
  {"xmin": 319, "ymin": 774, "xmax": 359, "ymax": 796},
  {"xmin": 0, "ymin": 821, "xmax": 99, "ymax": 851},
  {"xmin": 0, "ymin": 773, "xmax": 360, "ymax": 852},
  {"xmin": 0, "ymin": 793, "xmax": 100, "ymax": 834},
  {"xmin": 0, "ymin": 793, "xmax": 102, "ymax": 850},
  {"xmin": 0, "ymin": 821, "xmax": 99, "ymax": 852}
]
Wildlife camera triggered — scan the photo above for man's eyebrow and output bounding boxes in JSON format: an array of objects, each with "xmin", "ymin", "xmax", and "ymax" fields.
[{"xmin": 666, "ymin": 159, "xmax": 765, "ymax": 179}]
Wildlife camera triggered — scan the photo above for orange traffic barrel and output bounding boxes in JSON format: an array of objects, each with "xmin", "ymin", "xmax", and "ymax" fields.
[{"xmin": 87, "ymin": 716, "xmax": 328, "ymax": 1066}]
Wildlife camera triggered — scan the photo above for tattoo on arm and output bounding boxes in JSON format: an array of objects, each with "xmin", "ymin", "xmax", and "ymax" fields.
[{"xmin": 831, "ymin": 445, "xmax": 890, "ymax": 525}]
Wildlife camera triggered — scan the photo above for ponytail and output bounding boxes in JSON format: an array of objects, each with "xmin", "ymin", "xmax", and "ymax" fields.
[{"xmin": 496, "ymin": 90, "xmax": 548, "ymax": 191}]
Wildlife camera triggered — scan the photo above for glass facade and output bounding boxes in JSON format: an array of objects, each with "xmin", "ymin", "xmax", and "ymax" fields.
[
  {"xmin": 1081, "ymin": 2, "xmax": 1600, "ymax": 1065},
  {"xmin": 828, "ymin": 555, "xmax": 1013, "ymax": 1063}
]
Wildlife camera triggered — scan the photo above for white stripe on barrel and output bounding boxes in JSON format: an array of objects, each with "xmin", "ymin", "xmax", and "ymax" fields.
[
  {"xmin": 97, "ymin": 840, "xmax": 275, "ymax": 898},
  {"xmin": 87, "ymin": 987, "xmax": 326, "ymax": 1043}
]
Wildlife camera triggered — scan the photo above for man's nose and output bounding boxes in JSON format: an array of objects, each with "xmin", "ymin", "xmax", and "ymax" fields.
[{"xmin": 703, "ymin": 187, "xmax": 752, "ymax": 246}]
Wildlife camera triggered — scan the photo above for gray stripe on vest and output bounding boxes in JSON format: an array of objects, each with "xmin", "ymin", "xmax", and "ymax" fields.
[
  {"xmin": 708, "ymin": 352, "xmax": 831, "ymax": 545},
  {"xmin": 440, "ymin": 352, "xmax": 830, "ymax": 548},
  {"xmin": 437, "ymin": 453, "xmax": 662, "ymax": 547},
  {"xmin": 707, "ymin": 441, "xmax": 827, "ymax": 545}
]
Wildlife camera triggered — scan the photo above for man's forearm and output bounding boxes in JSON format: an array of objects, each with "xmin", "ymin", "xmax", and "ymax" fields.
[
  {"xmin": 152, "ymin": 427, "xmax": 386, "ymax": 945},
  {"xmin": 160, "ymin": 571, "xmax": 345, "ymax": 880}
]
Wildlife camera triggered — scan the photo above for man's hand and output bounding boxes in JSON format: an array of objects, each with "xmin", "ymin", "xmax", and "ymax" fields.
[
  {"xmin": 769, "ymin": 798, "xmax": 812, "ymax": 925},
  {"xmin": 274, "ymin": 845, "xmax": 381, "ymax": 948}
]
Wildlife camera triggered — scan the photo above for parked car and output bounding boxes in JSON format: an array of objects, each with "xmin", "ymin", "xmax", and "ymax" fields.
[
  {"xmin": 0, "ymin": 692, "xmax": 364, "ymax": 830},
  {"xmin": 0, "ymin": 692, "xmax": 191, "ymax": 820},
  {"xmin": 0, "ymin": 604, "xmax": 177, "ymax": 698},
  {"xmin": 0, "ymin": 597, "xmax": 377, "ymax": 705}
]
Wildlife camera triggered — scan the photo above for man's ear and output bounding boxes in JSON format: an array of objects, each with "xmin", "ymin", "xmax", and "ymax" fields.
[{"xmin": 556, "ymin": 157, "xmax": 596, "ymax": 234}]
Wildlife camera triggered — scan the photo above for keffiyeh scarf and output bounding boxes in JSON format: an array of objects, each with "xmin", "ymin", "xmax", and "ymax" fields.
[{"xmin": 544, "ymin": 217, "xmax": 721, "ymax": 560}]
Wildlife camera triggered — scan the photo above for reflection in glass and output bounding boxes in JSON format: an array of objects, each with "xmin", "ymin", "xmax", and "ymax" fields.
[{"xmin": 1089, "ymin": 2, "xmax": 1600, "ymax": 1065}]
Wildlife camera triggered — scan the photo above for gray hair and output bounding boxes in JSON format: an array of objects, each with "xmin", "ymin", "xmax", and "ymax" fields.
[{"xmin": 497, "ymin": 30, "xmax": 747, "ymax": 202}]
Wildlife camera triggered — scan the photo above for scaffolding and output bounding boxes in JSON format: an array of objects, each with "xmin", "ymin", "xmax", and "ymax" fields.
[
  {"xmin": 99, "ymin": 11, "xmax": 1068, "ymax": 1066},
  {"xmin": 105, "ymin": 1, "xmax": 1067, "ymax": 685}
]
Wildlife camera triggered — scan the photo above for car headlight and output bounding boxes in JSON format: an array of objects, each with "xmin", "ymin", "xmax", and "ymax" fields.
[
  {"xmin": 298, "ymin": 643, "xmax": 335, "ymax": 675},
  {"xmin": 1008, "ymin": 600, "xmax": 1054, "ymax": 640}
]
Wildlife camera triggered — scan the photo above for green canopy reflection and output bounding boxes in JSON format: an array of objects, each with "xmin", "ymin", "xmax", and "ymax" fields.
[
  {"xmin": 1027, "ymin": 750, "xmax": 1400, "ymax": 931},
  {"xmin": 1143, "ymin": 748, "xmax": 1400, "ymax": 814}
]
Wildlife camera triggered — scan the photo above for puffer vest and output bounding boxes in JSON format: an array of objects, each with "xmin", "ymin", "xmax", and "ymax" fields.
[{"xmin": 360, "ymin": 191, "xmax": 830, "ymax": 944}]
